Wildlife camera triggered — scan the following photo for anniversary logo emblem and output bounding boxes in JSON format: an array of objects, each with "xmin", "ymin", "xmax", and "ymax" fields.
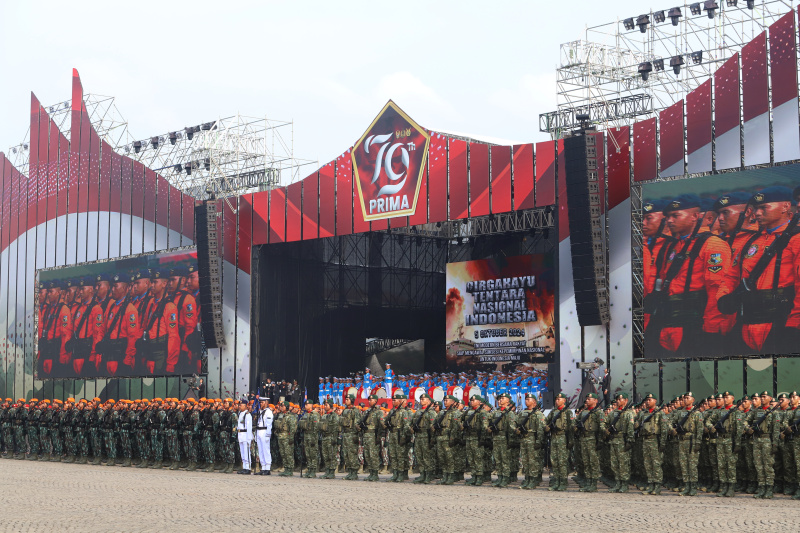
[{"xmin": 352, "ymin": 100, "xmax": 431, "ymax": 221}]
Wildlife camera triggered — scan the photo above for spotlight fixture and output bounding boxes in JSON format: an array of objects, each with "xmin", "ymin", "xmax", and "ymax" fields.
[
  {"xmin": 124, "ymin": 145, "xmax": 130, "ymax": 154},
  {"xmin": 668, "ymin": 7, "xmax": 682, "ymax": 25},
  {"xmin": 638, "ymin": 61, "xmax": 653, "ymax": 81},
  {"xmin": 201, "ymin": 122, "xmax": 213, "ymax": 131},
  {"xmin": 636, "ymin": 14, "xmax": 650, "ymax": 33},
  {"xmin": 184, "ymin": 163, "xmax": 192, "ymax": 175},
  {"xmin": 63, "ymin": 102, "xmax": 69, "ymax": 109},
  {"xmin": 746, "ymin": 0, "xmax": 754, "ymax": 7},
  {"xmin": 11, "ymin": 147, "xmax": 16, "ymax": 154},
  {"xmin": 169, "ymin": 132, "xmax": 177, "ymax": 145},
  {"xmin": 654, "ymin": 10, "xmax": 666, "ymax": 23},
  {"xmin": 133, "ymin": 140, "xmax": 142, "ymax": 153},
  {"xmin": 623, "ymin": 17, "xmax": 635, "ymax": 31},
  {"xmin": 690, "ymin": 51, "xmax": 703, "ymax": 64},
  {"xmin": 653, "ymin": 58, "xmax": 665, "ymax": 71},
  {"xmin": 690, "ymin": 3, "xmax": 702, "ymax": 15},
  {"xmin": 48, "ymin": 106, "xmax": 54, "ymax": 113},
  {"xmin": 726, "ymin": 0, "xmax": 737, "ymax": 6},
  {"xmin": 703, "ymin": 0, "xmax": 718, "ymax": 18},
  {"xmin": 150, "ymin": 136, "xmax": 159, "ymax": 149},
  {"xmin": 185, "ymin": 127, "xmax": 194, "ymax": 141},
  {"xmin": 670, "ymin": 55, "xmax": 685, "ymax": 75},
  {"xmin": 23, "ymin": 143, "xmax": 28, "ymax": 150},
  {"xmin": 204, "ymin": 157, "xmax": 211, "ymax": 171},
  {"xmin": 173, "ymin": 164, "xmax": 182, "ymax": 172}
]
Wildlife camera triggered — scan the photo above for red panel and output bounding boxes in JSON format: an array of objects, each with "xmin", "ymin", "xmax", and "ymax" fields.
[
  {"xmin": 512, "ymin": 144, "xmax": 534, "ymax": 210},
  {"xmin": 130, "ymin": 161, "xmax": 144, "ymax": 220},
  {"xmin": 715, "ymin": 53, "xmax": 740, "ymax": 135},
  {"xmin": 99, "ymin": 141, "xmax": 112, "ymax": 213},
  {"xmin": 371, "ymin": 218, "xmax": 389, "ymax": 231},
  {"xmin": 143, "ymin": 168, "xmax": 156, "ymax": 223},
  {"xmin": 169, "ymin": 185, "xmax": 181, "ymax": 233},
  {"xmin": 318, "ymin": 162, "xmax": 335, "ymax": 238},
  {"xmin": 269, "ymin": 187, "xmax": 285, "ymax": 243},
  {"xmin": 686, "ymin": 79, "xmax": 712, "ymax": 155},
  {"xmin": 87, "ymin": 129, "xmax": 100, "ymax": 213},
  {"xmin": 120, "ymin": 157, "xmax": 132, "ymax": 216},
  {"xmin": 469, "ymin": 143, "xmax": 489, "ymax": 217},
  {"xmin": 182, "ymin": 193, "xmax": 194, "ymax": 241},
  {"xmin": 770, "ymin": 12, "xmax": 798, "ymax": 107},
  {"xmin": 336, "ymin": 153, "xmax": 353, "ymax": 235},
  {"xmin": 37, "ymin": 107, "xmax": 50, "ymax": 227},
  {"xmin": 1, "ymin": 155, "xmax": 8, "ymax": 252},
  {"xmin": 345, "ymin": 150, "xmax": 368, "ymax": 234},
  {"xmin": 633, "ymin": 118, "xmax": 657, "ymax": 182},
  {"xmin": 659, "ymin": 100, "xmax": 684, "ymax": 173},
  {"xmin": 238, "ymin": 194, "xmax": 252, "ymax": 274},
  {"xmin": 607, "ymin": 127, "xmax": 631, "ymax": 210},
  {"xmin": 28, "ymin": 96, "xmax": 39, "ymax": 232},
  {"xmin": 109, "ymin": 151, "xmax": 121, "ymax": 214},
  {"xmin": 742, "ymin": 32, "xmax": 768, "ymax": 122},
  {"xmin": 449, "ymin": 139, "xmax": 468, "ymax": 220},
  {"xmin": 9, "ymin": 164, "xmax": 18, "ymax": 245},
  {"xmin": 156, "ymin": 175, "xmax": 168, "ymax": 228},
  {"xmin": 557, "ymin": 139, "xmax": 568, "ymax": 242},
  {"xmin": 490, "ymin": 145, "xmax": 512, "ymax": 214},
  {"xmin": 286, "ymin": 180, "xmax": 302, "ymax": 242},
  {"xmin": 428, "ymin": 133, "xmax": 448, "ymax": 223},
  {"xmin": 407, "ymin": 154, "xmax": 427, "ymax": 227},
  {"xmin": 57, "ymin": 134, "xmax": 69, "ymax": 218},
  {"xmin": 302, "ymin": 172, "xmax": 319, "ymax": 240},
  {"xmin": 223, "ymin": 197, "xmax": 237, "ymax": 265},
  {"xmin": 534, "ymin": 141, "xmax": 555, "ymax": 207},
  {"xmin": 252, "ymin": 190, "xmax": 269, "ymax": 245},
  {"xmin": 47, "ymin": 118, "xmax": 59, "ymax": 225},
  {"xmin": 78, "ymin": 103, "xmax": 91, "ymax": 215}
]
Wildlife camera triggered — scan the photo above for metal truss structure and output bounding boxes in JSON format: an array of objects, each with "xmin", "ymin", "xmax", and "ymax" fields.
[
  {"xmin": 630, "ymin": 184, "xmax": 646, "ymax": 360},
  {"xmin": 389, "ymin": 208, "xmax": 555, "ymax": 240},
  {"xmin": 365, "ymin": 338, "xmax": 414, "ymax": 356},
  {"xmin": 541, "ymin": 0, "xmax": 795, "ymax": 138}
]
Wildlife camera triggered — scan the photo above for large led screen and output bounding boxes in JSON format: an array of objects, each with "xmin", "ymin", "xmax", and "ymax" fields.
[
  {"xmin": 445, "ymin": 253, "xmax": 556, "ymax": 370},
  {"xmin": 640, "ymin": 164, "xmax": 800, "ymax": 359},
  {"xmin": 35, "ymin": 248, "xmax": 202, "ymax": 379}
]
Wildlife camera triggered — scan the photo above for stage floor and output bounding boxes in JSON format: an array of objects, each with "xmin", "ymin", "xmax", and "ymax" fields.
[{"xmin": 0, "ymin": 459, "xmax": 797, "ymax": 532}]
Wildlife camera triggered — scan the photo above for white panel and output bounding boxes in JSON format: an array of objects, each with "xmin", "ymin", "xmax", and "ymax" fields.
[
  {"xmin": 715, "ymin": 127, "xmax": 741, "ymax": 171},
  {"xmin": 66, "ymin": 213, "xmax": 78, "ymax": 265},
  {"xmin": 7, "ymin": 241, "xmax": 18, "ymax": 399},
  {"xmin": 660, "ymin": 159, "xmax": 684, "ymax": 179},
  {"xmin": 168, "ymin": 229, "xmax": 181, "ymax": 250},
  {"xmin": 772, "ymin": 99, "xmax": 800, "ymax": 163},
  {"xmin": 76, "ymin": 212, "xmax": 87, "ymax": 263},
  {"xmin": 0, "ymin": 247, "xmax": 9, "ymax": 396},
  {"xmin": 15, "ymin": 234, "xmax": 25, "ymax": 397},
  {"xmin": 235, "ymin": 270, "xmax": 251, "ymax": 397},
  {"xmin": 558, "ymin": 236, "xmax": 581, "ymax": 401},
  {"xmin": 608, "ymin": 201, "xmax": 633, "ymax": 396},
  {"xmin": 44, "ymin": 219, "xmax": 57, "ymax": 268},
  {"xmin": 85, "ymin": 211, "xmax": 98, "ymax": 262},
  {"xmin": 96, "ymin": 213, "xmax": 110, "ymax": 260},
  {"xmin": 143, "ymin": 220, "xmax": 156, "ymax": 253},
  {"xmin": 220, "ymin": 259, "xmax": 236, "ymax": 399},
  {"xmin": 24, "ymin": 226, "xmax": 36, "ymax": 397},
  {"xmin": 108, "ymin": 212, "xmax": 121, "ymax": 259},
  {"xmin": 743, "ymin": 113, "xmax": 770, "ymax": 166},
  {"xmin": 687, "ymin": 143, "xmax": 712, "ymax": 174},
  {"xmin": 120, "ymin": 213, "xmax": 132, "ymax": 257},
  {"xmin": 130, "ymin": 215, "xmax": 144, "ymax": 255},
  {"xmin": 156, "ymin": 224, "xmax": 168, "ymax": 252}
]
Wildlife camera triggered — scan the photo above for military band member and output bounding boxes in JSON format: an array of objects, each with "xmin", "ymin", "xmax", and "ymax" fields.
[{"xmin": 255, "ymin": 400, "xmax": 273, "ymax": 475}]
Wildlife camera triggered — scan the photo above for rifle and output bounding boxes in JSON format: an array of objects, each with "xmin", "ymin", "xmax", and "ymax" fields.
[
  {"xmin": 517, "ymin": 405, "xmax": 540, "ymax": 437},
  {"xmin": 783, "ymin": 410, "xmax": 800, "ymax": 440},
  {"xmin": 606, "ymin": 401, "xmax": 635, "ymax": 440},
  {"xmin": 713, "ymin": 400, "xmax": 744, "ymax": 435},
  {"xmin": 358, "ymin": 407, "xmax": 375, "ymax": 433},
  {"xmin": 751, "ymin": 404, "xmax": 779, "ymax": 437},
  {"xmin": 634, "ymin": 402, "xmax": 665, "ymax": 439},
  {"xmin": 673, "ymin": 404, "xmax": 701, "ymax": 436},
  {"xmin": 575, "ymin": 406, "xmax": 600, "ymax": 437},
  {"xmin": 546, "ymin": 406, "xmax": 565, "ymax": 433},
  {"xmin": 488, "ymin": 407, "xmax": 508, "ymax": 436},
  {"xmin": 411, "ymin": 404, "xmax": 432, "ymax": 433}
]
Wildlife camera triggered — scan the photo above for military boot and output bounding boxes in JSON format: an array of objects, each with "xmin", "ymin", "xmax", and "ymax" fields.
[
  {"xmin": 399, "ymin": 470, "xmax": 409, "ymax": 481},
  {"xmin": 186, "ymin": 461, "xmax": 196, "ymax": 472},
  {"xmin": 306, "ymin": 470, "xmax": 317, "ymax": 479},
  {"xmin": 225, "ymin": 463, "xmax": 236, "ymax": 474},
  {"xmin": 413, "ymin": 471, "xmax": 426, "ymax": 484},
  {"xmin": 137, "ymin": 459, "xmax": 150, "ymax": 469},
  {"xmin": 587, "ymin": 479, "xmax": 598, "ymax": 492},
  {"xmin": 642, "ymin": 482, "xmax": 653, "ymax": 495},
  {"xmin": 709, "ymin": 480, "xmax": 720, "ymax": 493},
  {"xmin": 474, "ymin": 474, "xmax": 485, "ymax": 486},
  {"xmin": 122, "ymin": 458, "xmax": 131, "ymax": 468},
  {"xmin": 169, "ymin": 461, "xmax": 180, "ymax": 470},
  {"xmin": 465, "ymin": 475, "xmax": 477, "ymax": 486},
  {"xmin": 497, "ymin": 475, "xmax": 510, "ymax": 488},
  {"xmin": 687, "ymin": 482, "xmax": 697, "ymax": 496},
  {"xmin": 389, "ymin": 469, "xmax": 399, "ymax": 482},
  {"xmin": 149, "ymin": 460, "xmax": 162, "ymax": 469},
  {"xmin": 754, "ymin": 485, "xmax": 765, "ymax": 498},
  {"xmin": 774, "ymin": 481, "xmax": 784, "ymax": 494},
  {"xmin": 746, "ymin": 481, "xmax": 757, "ymax": 494},
  {"xmin": 725, "ymin": 482, "xmax": 736, "ymax": 497},
  {"xmin": 716, "ymin": 482, "xmax": 728, "ymax": 497},
  {"xmin": 786, "ymin": 482, "xmax": 797, "ymax": 496},
  {"xmin": 529, "ymin": 475, "xmax": 541, "ymax": 489},
  {"xmin": 519, "ymin": 475, "xmax": 530, "ymax": 489},
  {"xmin": 442, "ymin": 473, "xmax": 455, "ymax": 486},
  {"xmin": 279, "ymin": 468, "xmax": 293, "ymax": 477},
  {"xmin": 763, "ymin": 486, "xmax": 774, "ymax": 499},
  {"xmin": 618, "ymin": 479, "xmax": 629, "ymax": 493},
  {"xmin": 608, "ymin": 480, "xmax": 620, "ymax": 493},
  {"xmin": 651, "ymin": 483, "xmax": 662, "ymax": 495},
  {"xmin": 64, "ymin": 455, "xmax": 74, "ymax": 463},
  {"xmin": 492, "ymin": 475, "xmax": 503, "ymax": 487},
  {"xmin": 201, "ymin": 462, "xmax": 214, "ymax": 472},
  {"xmin": 792, "ymin": 489, "xmax": 800, "ymax": 500}
]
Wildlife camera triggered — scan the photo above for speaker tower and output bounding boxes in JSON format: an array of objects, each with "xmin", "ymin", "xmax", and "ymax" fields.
[{"xmin": 194, "ymin": 201, "xmax": 226, "ymax": 348}]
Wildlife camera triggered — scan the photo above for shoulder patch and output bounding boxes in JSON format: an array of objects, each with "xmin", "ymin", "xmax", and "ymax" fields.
[
  {"xmin": 746, "ymin": 244, "xmax": 759, "ymax": 258},
  {"xmin": 708, "ymin": 253, "xmax": 721, "ymax": 265},
  {"xmin": 708, "ymin": 265, "xmax": 722, "ymax": 274}
]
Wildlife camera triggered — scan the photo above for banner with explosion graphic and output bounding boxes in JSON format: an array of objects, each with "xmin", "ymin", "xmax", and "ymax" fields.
[{"xmin": 445, "ymin": 254, "xmax": 557, "ymax": 370}]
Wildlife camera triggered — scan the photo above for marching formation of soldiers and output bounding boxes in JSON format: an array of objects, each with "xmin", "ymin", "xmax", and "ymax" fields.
[
  {"xmin": 4, "ymin": 388, "xmax": 800, "ymax": 500},
  {"xmin": 37, "ymin": 262, "xmax": 201, "ymax": 379}
]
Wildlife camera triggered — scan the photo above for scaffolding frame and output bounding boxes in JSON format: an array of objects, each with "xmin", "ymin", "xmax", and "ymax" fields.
[{"xmin": 543, "ymin": 0, "xmax": 795, "ymax": 138}]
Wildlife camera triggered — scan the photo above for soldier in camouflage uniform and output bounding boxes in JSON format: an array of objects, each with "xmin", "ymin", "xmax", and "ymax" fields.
[
  {"xmin": 635, "ymin": 393, "xmax": 667, "ymax": 495},
  {"xmin": 430, "ymin": 395, "xmax": 457, "ymax": 485},
  {"xmin": 102, "ymin": 400, "xmax": 119, "ymax": 466},
  {"xmin": 299, "ymin": 402, "xmax": 321, "ymax": 478},
  {"xmin": 165, "ymin": 400, "xmax": 182, "ymax": 470},
  {"xmin": 775, "ymin": 392, "xmax": 793, "ymax": 495},
  {"xmin": 183, "ymin": 400, "xmax": 201, "ymax": 471},
  {"xmin": 782, "ymin": 392, "xmax": 800, "ymax": 500},
  {"xmin": 340, "ymin": 395, "xmax": 361, "ymax": 480},
  {"xmin": 705, "ymin": 391, "xmax": 742, "ymax": 497},
  {"xmin": 13, "ymin": 401, "xmax": 27, "ymax": 459},
  {"xmin": 411, "ymin": 394, "xmax": 436, "ymax": 484},
  {"xmin": 320, "ymin": 400, "xmax": 340, "ymax": 479},
  {"xmin": 574, "ymin": 393, "xmax": 605, "ymax": 492},
  {"xmin": 221, "ymin": 401, "xmax": 238, "ymax": 473},
  {"xmin": 1, "ymin": 399, "xmax": 13, "ymax": 457},
  {"xmin": 38, "ymin": 401, "xmax": 53, "ymax": 461},
  {"xmin": 201, "ymin": 401, "xmax": 219, "ymax": 472},
  {"xmin": 27, "ymin": 400, "xmax": 41, "ymax": 459},
  {"xmin": 87, "ymin": 400, "xmax": 103, "ymax": 465},
  {"xmin": 603, "ymin": 392, "xmax": 635, "ymax": 493},
  {"xmin": 487, "ymin": 393, "xmax": 516, "ymax": 488},
  {"xmin": 359, "ymin": 394, "xmax": 384, "ymax": 482},
  {"xmin": 516, "ymin": 393, "xmax": 545, "ymax": 489},
  {"xmin": 119, "ymin": 400, "xmax": 135, "ymax": 467},
  {"xmin": 149, "ymin": 399, "xmax": 167, "ymax": 469},
  {"xmin": 50, "ymin": 400, "xmax": 65, "ymax": 461},
  {"xmin": 462, "ymin": 395, "xmax": 488, "ymax": 486},
  {"xmin": 75, "ymin": 400, "xmax": 91, "ymax": 464},
  {"xmin": 136, "ymin": 401, "xmax": 153, "ymax": 468},
  {"xmin": 60, "ymin": 400, "xmax": 76, "ymax": 463},
  {"xmin": 544, "ymin": 392, "xmax": 573, "ymax": 491},
  {"xmin": 382, "ymin": 392, "xmax": 408, "ymax": 482},
  {"xmin": 669, "ymin": 392, "xmax": 703, "ymax": 496},
  {"xmin": 747, "ymin": 391, "xmax": 779, "ymax": 499},
  {"xmin": 275, "ymin": 401, "xmax": 297, "ymax": 477}
]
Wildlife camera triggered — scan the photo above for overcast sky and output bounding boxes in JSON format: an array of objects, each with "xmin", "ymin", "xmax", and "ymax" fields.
[{"xmin": 1, "ymin": 0, "xmax": 650, "ymax": 175}]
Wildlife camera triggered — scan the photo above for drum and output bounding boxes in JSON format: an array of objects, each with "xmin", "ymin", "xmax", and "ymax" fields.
[
  {"xmin": 447, "ymin": 385, "xmax": 464, "ymax": 402},
  {"xmin": 343, "ymin": 386, "xmax": 358, "ymax": 403},
  {"xmin": 429, "ymin": 386, "xmax": 444, "ymax": 403},
  {"xmin": 371, "ymin": 386, "xmax": 387, "ymax": 399},
  {"xmin": 465, "ymin": 385, "xmax": 482, "ymax": 402},
  {"xmin": 409, "ymin": 386, "xmax": 425, "ymax": 405}
]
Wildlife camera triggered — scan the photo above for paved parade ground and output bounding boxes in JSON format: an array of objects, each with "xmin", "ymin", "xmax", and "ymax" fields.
[{"xmin": 2, "ymin": 460, "xmax": 800, "ymax": 533}]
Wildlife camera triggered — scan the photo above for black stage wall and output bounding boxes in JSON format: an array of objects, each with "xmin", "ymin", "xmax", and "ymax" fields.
[{"xmin": 251, "ymin": 226, "xmax": 556, "ymax": 395}]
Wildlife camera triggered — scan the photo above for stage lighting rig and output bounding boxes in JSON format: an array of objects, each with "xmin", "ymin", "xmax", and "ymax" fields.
[
  {"xmin": 670, "ymin": 55, "xmax": 684, "ymax": 75},
  {"xmin": 690, "ymin": 51, "xmax": 703, "ymax": 64},
  {"xmin": 150, "ymin": 137, "xmax": 159, "ymax": 149},
  {"xmin": 690, "ymin": 3, "xmax": 702, "ymax": 15},
  {"xmin": 653, "ymin": 58, "xmax": 664, "ymax": 71},
  {"xmin": 726, "ymin": 0, "xmax": 737, "ymax": 6},
  {"xmin": 653, "ymin": 10, "xmax": 665, "ymax": 23},
  {"xmin": 623, "ymin": 17, "xmax": 635, "ymax": 31},
  {"xmin": 185, "ymin": 127, "xmax": 194, "ymax": 140},
  {"xmin": 668, "ymin": 7, "xmax": 682, "ymax": 25},
  {"xmin": 746, "ymin": 0, "xmax": 754, "ymax": 7},
  {"xmin": 638, "ymin": 61, "xmax": 653, "ymax": 81},
  {"xmin": 636, "ymin": 14, "xmax": 650, "ymax": 33},
  {"xmin": 703, "ymin": 1, "xmax": 719, "ymax": 18},
  {"xmin": 133, "ymin": 140, "xmax": 142, "ymax": 153},
  {"xmin": 169, "ymin": 131, "xmax": 177, "ymax": 145}
]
